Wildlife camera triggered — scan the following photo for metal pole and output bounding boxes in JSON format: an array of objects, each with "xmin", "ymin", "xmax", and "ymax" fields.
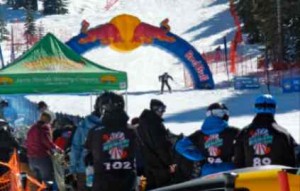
[
  {"xmin": 125, "ymin": 89, "xmax": 128, "ymax": 112},
  {"xmin": 223, "ymin": 36, "xmax": 230, "ymax": 83},
  {"xmin": 10, "ymin": 25, "xmax": 15, "ymax": 63},
  {"xmin": 0, "ymin": 44, "xmax": 4, "ymax": 68},
  {"xmin": 90, "ymin": 94, "xmax": 93, "ymax": 113}
]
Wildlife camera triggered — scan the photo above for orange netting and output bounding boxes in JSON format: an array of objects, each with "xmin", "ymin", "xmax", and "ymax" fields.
[
  {"xmin": 0, "ymin": 150, "xmax": 47, "ymax": 191},
  {"xmin": 229, "ymin": 0, "xmax": 243, "ymax": 74}
]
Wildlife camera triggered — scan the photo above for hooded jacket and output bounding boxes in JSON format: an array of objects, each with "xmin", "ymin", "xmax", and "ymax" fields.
[
  {"xmin": 176, "ymin": 116, "xmax": 239, "ymax": 176},
  {"xmin": 2, "ymin": 105, "xmax": 17, "ymax": 127},
  {"xmin": 234, "ymin": 114, "xmax": 296, "ymax": 168},
  {"xmin": 137, "ymin": 109, "xmax": 174, "ymax": 188},
  {"xmin": 70, "ymin": 112, "xmax": 102, "ymax": 174},
  {"xmin": 85, "ymin": 110, "xmax": 137, "ymax": 191},
  {"xmin": 0, "ymin": 127, "xmax": 19, "ymax": 158},
  {"xmin": 85, "ymin": 110, "xmax": 135, "ymax": 174}
]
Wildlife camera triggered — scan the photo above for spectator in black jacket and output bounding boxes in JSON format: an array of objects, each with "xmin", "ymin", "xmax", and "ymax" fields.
[
  {"xmin": 137, "ymin": 99, "xmax": 176, "ymax": 190},
  {"xmin": 85, "ymin": 92, "xmax": 136, "ymax": 191},
  {"xmin": 0, "ymin": 118, "xmax": 19, "ymax": 175},
  {"xmin": 234, "ymin": 94, "xmax": 296, "ymax": 168}
]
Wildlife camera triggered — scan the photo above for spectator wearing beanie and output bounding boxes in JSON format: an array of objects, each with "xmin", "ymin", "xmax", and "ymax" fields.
[
  {"xmin": 137, "ymin": 99, "xmax": 176, "ymax": 190},
  {"xmin": 234, "ymin": 94, "xmax": 296, "ymax": 168},
  {"xmin": 37, "ymin": 101, "xmax": 56, "ymax": 124}
]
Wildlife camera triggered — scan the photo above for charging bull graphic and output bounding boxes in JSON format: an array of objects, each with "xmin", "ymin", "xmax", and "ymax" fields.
[
  {"xmin": 132, "ymin": 19, "xmax": 175, "ymax": 44},
  {"xmin": 79, "ymin": 22, "xmax": 123, "ymax": 45},
  {"xmin": 66, "ymin": 14, "xmax": 215, "ymax": 90}
]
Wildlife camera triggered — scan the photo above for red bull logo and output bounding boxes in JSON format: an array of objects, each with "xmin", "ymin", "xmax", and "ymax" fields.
[
  {"xmin": 132, "ymin": 22, "xmax": 175, "ymax": 44},
  {"xmin": 78, "ymin": 15, "xmax": 175, "ymax": 52},
  {"xmin": 79, "ymin": 23, "xmax": 123, "ymax": 45}
]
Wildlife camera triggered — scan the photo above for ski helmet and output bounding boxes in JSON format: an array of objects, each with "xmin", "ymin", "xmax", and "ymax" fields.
[
  {"xmin": 94, "ymin": 91, "xmax": 125, "ymax": 116},
  {"xmin": 206, "ymin": 102, "xmax": 229, "ymax": 121},
  {"xmin": 254, "ymin": 94, "xmax": 276, "ymax": 114}
]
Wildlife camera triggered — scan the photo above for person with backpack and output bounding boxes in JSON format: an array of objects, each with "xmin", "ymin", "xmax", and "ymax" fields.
[
  {"xmin": 176, "ymin": 103, "xmax": 239, "ymax": 177},
  {"xmin": 234, "ymin": 94, "xmax": 296, "ymax": 168},
  {"xmin": 85, "ymin": 92, "xmax": 136, "ymax": 191}
]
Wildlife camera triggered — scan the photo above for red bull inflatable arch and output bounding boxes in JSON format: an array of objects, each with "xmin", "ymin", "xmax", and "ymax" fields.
[{"xmin": 66, "ymin": 14, "xmax": 215, "ymax": 89}]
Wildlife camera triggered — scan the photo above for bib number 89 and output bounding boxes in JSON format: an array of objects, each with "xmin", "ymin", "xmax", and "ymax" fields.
[
  {"xmin": 253, "ymin": 157, "xmax": 271, "ymax": 167},
  {"xmin": 104, "ymin": 161, "xmax": 132, "ymax": 170}
]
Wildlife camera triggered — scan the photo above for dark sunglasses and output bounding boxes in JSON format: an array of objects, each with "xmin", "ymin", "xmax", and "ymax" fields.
[{"xmin": 156, "ymin": 105, "xmax": 166, "ymax": 113}]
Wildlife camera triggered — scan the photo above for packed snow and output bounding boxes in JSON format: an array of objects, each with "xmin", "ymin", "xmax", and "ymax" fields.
[{"xmin": 1, "ymin": 0, "xmax": 299, "ymax": 142}]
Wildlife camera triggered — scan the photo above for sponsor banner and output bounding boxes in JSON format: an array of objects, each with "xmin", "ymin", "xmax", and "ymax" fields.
[
  {"xmin": 282, "ymin": 77, "xmax": 300, "ymax": 93},
  {"xmin": 0, "ymin": 73, "xmax": 126, "ymax": 94},
  {"xmin": 233, "ymin": 76, "xmax": 260, "ymax": 90}
]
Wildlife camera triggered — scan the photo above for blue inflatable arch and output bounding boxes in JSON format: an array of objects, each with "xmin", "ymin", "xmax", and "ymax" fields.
[{"xmin": 66, "ymin": 31, "xmax": 215, "ymax": 89}]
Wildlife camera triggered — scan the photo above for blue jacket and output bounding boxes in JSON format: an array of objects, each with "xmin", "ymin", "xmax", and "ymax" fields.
[
  {"xmin": 70, "ymin": 113, "xmax": 102, "ymax": 173},
  {"xmin": 176, "ymin": 137, "xmax": 235, "ymax": 177},
  {"xmin": 175, "ymin": 116, "xmax": 238, "ymax": 177},
  {"xmin": 3, "ymin": 106, "xmax": 18, "ymax": 127}
]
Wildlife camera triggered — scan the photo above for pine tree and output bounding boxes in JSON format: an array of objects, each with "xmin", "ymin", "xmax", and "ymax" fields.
[
  {"xmin": 37, "ymin": 21, "xmax": 45, "ymax": 40},
  {"xmin": 43, "ymin": 0, "xmax": 57, "ymax": 15},
  {"xmin": 25, "ymin": 0, "xmax": 38, "ymax": 11},
  {"xmin": 24, "ymin": 2, "xmax": 37, "ymax": 46},
  {"xmin": 235, "ymin": 0, "xmax": 300, "ymax": 63},
  {"xmin": 281, "ymin": 0, "xmax": 300, "ymax": 62},
  {"xmin": 0, "ymin": 10, "xmax": 9, "ymax": 42},
  {"xmin": 57, "ymin": 0, "xmax": 68, "ymax": 14},
  {"xmin": 234, "ymin": 0, "xmax": 261, "ymax": 44}
]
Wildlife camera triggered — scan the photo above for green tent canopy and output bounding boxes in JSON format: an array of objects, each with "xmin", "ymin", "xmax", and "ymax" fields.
[{"xmin": 0, "ymin": 33, "xmax": 127, "ymax": 94}]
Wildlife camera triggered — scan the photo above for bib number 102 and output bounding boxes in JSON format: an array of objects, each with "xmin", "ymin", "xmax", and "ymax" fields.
[{"xmin": 104, "ymin": 161, "xmax": 132, "ymax": 170}]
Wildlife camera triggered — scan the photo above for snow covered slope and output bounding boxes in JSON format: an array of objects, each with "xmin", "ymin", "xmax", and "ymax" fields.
[{"xmin": 1, "ymin": 0, "xmax": 299, "ymax": 142}]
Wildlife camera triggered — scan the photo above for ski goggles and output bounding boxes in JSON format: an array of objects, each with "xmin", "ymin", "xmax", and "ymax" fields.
[
  {"xmin": 154, "ymin": 105, "xmax": 166, "ymax": 113},
  {"xmin": 206, "ymin": 108, "xmax": 229, "ymax": 118}
]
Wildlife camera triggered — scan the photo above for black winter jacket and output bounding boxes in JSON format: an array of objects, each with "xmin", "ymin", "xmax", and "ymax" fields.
[
  {"xmin": 137, "ymin": 109, "xmax": 174, "ymax": 189},
  {"xmin": 85, "ymin": 111, "xmax": 136, "ymax": 175},
  {"xmin": 0, "ymin": 128, "xmax": 19, "ymax": 175},
  {"xmin": 234, "ymin": 114, "xmax": 296, "ymax": 168}
]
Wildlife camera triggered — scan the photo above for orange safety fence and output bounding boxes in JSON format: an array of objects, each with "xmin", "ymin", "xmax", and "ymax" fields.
[
  {"xmin": 0, "ymin": 150, "xmax": 47, "ymax": 191},
  {"xmin": 229, "ymin": 0, "xmax": 243, "ymax": 74}
]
